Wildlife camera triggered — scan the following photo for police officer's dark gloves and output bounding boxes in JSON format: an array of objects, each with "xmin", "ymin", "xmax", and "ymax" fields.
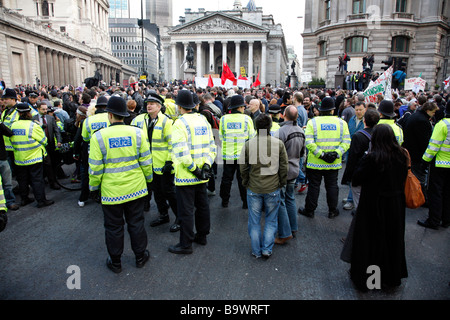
[
  {"xmin": 162, "ymin": 161, "xmax": 173, "ymax": 175},
  {"xmin": 320, "ymin": 152, "xmax": 339, "ymax": 163},
  {"xmin": 0, "ymin": 211, "xmax": 7, "ymax": 233},
  {"xmin": 420, "ymin": 159, "xmax": 429, "ymax": 171},
  {"xmin": 201, "ymin": 164, "xmax": 212, "ymax": 180},
  {"xmin": 192, "ymin": 166, "xmax": 204, "ymax": 180}
]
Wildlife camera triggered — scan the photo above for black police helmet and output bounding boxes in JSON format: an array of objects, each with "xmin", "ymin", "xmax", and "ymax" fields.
[
  {"xmin": 106, "ymin": 96, "xmax": 129, "ymax": 117},
  {"xmin": 229, "ymin": 95, "xmax": 246, "ymax": 109},
  {"xmin": 318, "ymin": 97, "xmax": 335, "ymax": 112},
  {"xmin": 378, "ymin": 100, "xmax": 396, "ymax": 118},
  {"xmin": 175, "ymin": 90, "xmax": 195, "ymax": 109}
]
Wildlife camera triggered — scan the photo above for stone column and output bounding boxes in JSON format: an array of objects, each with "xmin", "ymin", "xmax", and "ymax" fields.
[
  {"xmin": 58, "ymin": 53, "xmax": 64, "ymax": 85},
  {"xmin": 53, "ymin": 51, "xmax": 60, "ymax": 86},
  {"xmin": 222, "ymin": 41, "xmax": 227, "ymax": 65},
  {"xmin": 39, "ymin": 47, "xmax": 48, "ymax": 86},
  {"xmin": 209, "ymin": 41, "xmax": 215, "ymax": 73},
  {"xmin": 46, "ymin": 49, "xmax": 54, "ymax": 86},
  {"xmin": 63, "ymin": 54, "xmax": 69, "ymax": 85},
  {"xmin": 261, "ymin": 40, "xmax": 267, "ymax": 85},
  {"xmin": 163, "ymin": 45, "xmax": 170, "ymax": 81},
  {"xmin": 196, "ymin": 41, "xmax": 202, "ymax": 77},
  {"xmin": 235, "ymin": 41, "xmax": 241, "ymax": 77},
  {"xmin": 248, "ymin": 41, "xmax": 254, "ymax": 81},
  {"xmin": 171, "ymin": 42, "xmax": 177, "ymax": 80}
]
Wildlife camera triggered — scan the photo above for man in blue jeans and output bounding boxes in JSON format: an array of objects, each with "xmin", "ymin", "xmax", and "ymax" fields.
[
  {"xmin": 240, "ymin": 114, "xmax": 288, "ymax": 259},
  {"xmin": 273, "ymin": 106, "xmax": 305, "ymax": 244}
]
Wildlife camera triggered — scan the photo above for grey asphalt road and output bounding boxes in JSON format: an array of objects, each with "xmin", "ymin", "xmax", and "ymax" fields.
[{"xmin": 0, "ymin": 163, "xmax": 449, "ymax": 306}]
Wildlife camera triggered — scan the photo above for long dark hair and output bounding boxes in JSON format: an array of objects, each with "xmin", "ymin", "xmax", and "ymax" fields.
[{"xmin": 369, "ymin": 124, "xmax": 407, "ymax": 171}]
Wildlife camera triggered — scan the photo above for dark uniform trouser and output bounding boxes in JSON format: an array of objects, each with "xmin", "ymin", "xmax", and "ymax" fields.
[
  {"xmin": 151, "ymin": 172, "xmax": 177, "ymax": 217},
  {"xmin": 43, "ymin": 146, "xmax": 58, "ymax": 185},
  {"xmin": 102, "ymin": 197, "xmax": 148, "ymax": 261},
  {"xmin": 305, "ymin": 168, "xmax": 339, "ymax": 213},
  {"xmin": 427, "ymin": 163, "xmax": 450, "ymax": 226},
  {"xmin": 176, "ymin": 183, "xmax": 210, "ymax": 248},
  {"xmin": 16, "ymin": 162, "xmax": 46, "ymax": 203},
  {"xmin": 220, "ymin": 160, "xmax": 247, "ymax": 205}
]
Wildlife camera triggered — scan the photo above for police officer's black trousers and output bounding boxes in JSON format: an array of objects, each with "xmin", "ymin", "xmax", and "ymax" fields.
[
  {"xmin": 151, "ymin": 172, "xmax": 177, "ymax": 218},
  {"xmin": 304, "ymin": 168, "xmax": 339, "ymax": 213},
  {"xmin": 101, "ymin": 197, "xmax": 148, "ymax": 261},
  {"xmin": 427, "ymin": 164, "xmax": 450, "ymax": 226},
  {"xmin": 16, "ymin": 162, "xmax": 46, "ymax": 203},
  {"xmin": 176, "ymin": 183, "xmax": 210, "ymax": 248},
  {"xmin": 220, "ymin": 161, "xmax": 247, "ymax": 205}
]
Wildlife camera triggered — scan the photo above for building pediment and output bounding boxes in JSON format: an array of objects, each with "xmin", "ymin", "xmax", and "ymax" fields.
[{"xmin": 169, "ymin": 12, "xmax": 268, "ymax": 35}]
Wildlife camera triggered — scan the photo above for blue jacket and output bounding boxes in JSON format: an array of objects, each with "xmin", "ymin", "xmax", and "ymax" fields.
[{"xmin": 348, "ymin": 115, "xmax": 364, "ymax": 138}]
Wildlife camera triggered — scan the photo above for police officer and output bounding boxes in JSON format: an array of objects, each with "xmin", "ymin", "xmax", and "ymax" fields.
[
  {"xmin": 89, "ymin": 96, "xmax": 153, "ymax": 273},
  {"xmin": 79, "ymin": 95, "xmax": 110, "ymax": 206},
  {"xmin": 378, "ymin": 100, "xmax": 403, "ymax": 145},
  {"xmin": 168, "ymin": 90, "xmax": 217, "ymax": 254},
  {"xmin": 1, "ymin": 88, "xmax": 20, "ymax": 175},
  {"xmin": 219, "ymin": 95, "xmax": 255, "ymax": 209},
  {"xmin": 132, "ymin": 91, "xmax": 179, "ymax": 232},
  {"xmin": 418, "ymin": 100, "xmax": 450, "ymax": 229},
  {"xmin": 26, "ymin": 92, "xmax": 40, "ymax": 116},
  {"xmin": 10, "ymin": 103, "xmax": 54, "ymax": 208},
  {"xmin": 299, "ymin": 97, "xmax": 351, "ymax": 218},
  {"xmin": 0, "ymin": 175, "xmax": 8, "ymax": 232}
]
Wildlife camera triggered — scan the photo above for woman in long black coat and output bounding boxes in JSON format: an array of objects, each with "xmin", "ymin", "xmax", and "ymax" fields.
[{"xmin": 349, "ymin": 124, "xmax": 409, "ymax": 291}]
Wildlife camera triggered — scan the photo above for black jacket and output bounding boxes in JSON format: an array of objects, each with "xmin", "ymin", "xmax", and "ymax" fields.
[
  {"xmin": 0, "ymin": 122, "xmax": 13, "ymax": 160},
  {"xmin": 402, "ymin": 109, "xmax": 433, "ymax": 164},
  {"xmin": 341, "ymin": 127, "xmax": 373, "ymax": 185}
]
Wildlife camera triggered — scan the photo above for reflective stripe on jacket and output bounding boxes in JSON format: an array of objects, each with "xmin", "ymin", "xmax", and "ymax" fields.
[
  {"xmin": 10, "ymin": 120, "xmax": 47, "ymax": 165},
  {"xmin": 305, "ymin": 116, "xmax": 350, "ymax": 170},
  {"xmin": 132, "ymin": 112, "xmax": 173, "ymax": 174},
  {"xmin": 171, "ymin": 112, "xmax": 217, "ymax": 186},
  {"xmin": 1, "ymin": 107, "xmax": 19, "ymax": 151},
  {"xmin": 88, "ymin": 124, "xmax": 153, "ymax": 205},
  {"xmin": 423, "ymin": 118, "xmax": 450, "ymax": 168},
  {"xmin": 81, "ymin": 112, "xmax": 110, "ymax": 142},
  {"xmin": 219, "ymin": 113, "xmax": 255, "ymax": 160},
  {"xmin": 379, "ymin": 119, "xmax": 404, "ymax": 145}
]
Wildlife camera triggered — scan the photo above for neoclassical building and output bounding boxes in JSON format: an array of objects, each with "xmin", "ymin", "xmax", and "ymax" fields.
[
  {"xmin": 0, "ymin": 0, "xmax": 134, "ymax": 87},
  {"xmin": 302, "ymin": 0, "xmax": 450, "ymax": 89},
  {"xmin": 160, "ymin": 2, "xmax": 289, "ymax": 86}
]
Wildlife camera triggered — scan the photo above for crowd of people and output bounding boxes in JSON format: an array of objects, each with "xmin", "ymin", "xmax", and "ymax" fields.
[{"xmin": 1, "ymin": 78, "xmax": 449, "ymax": 292}]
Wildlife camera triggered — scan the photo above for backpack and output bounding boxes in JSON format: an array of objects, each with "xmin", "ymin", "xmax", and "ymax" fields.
[{"xmin": 202, "ymin": 109, "xmax": 220, "ymax": 130}]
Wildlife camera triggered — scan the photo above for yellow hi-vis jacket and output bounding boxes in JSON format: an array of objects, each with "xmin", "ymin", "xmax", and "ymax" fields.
[
  {"xmin": 379, "ymin": 119, "xmax": 404, "ymax": 145},
  {"xmin": 1, "ymin": 106, "xmax": 19, "ymax": 151},
  {"xmin": 305, "ymin": 116, "xmax": 351, "ymax": 170},
  {"xmin": 88, "ymin": 123, "xmax": 153, "ymax": 205},
  {"xmin": 171, "ymin": 112, "xmax": 217, "ymax": 186},
  {"xmin": 423, "ymin": 118, "xmax": 450, "ymax": 168},
  {"xmin": 0, "ymin": 175, "xmax": 6, "ymax": 212},
  {"xmin": 81, "ymin": 112, "xmax": 110, "ymax": 142},
  {"xmin": 219, "ymin": 112, "xmax": 255, "ymax": 161},
  {"xmin": 10, "ymin": 120, "xmax": 47, "ymax": 166},
  {"xmin": 131, "ymin": 112, "xmax": 173, "ymax": 175}
]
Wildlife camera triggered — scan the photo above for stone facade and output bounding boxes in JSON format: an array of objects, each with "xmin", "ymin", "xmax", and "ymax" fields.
[
  {"xmin": 302, "ymin": 0, "xmax": 450, "ymax": 89},
  {"xmin": 160, "ymin": 4, "xmax": 289, "ymax": 87},
  {"xmin": 0, "ymin": 1, "xmax": 133, "ymax": 87}
]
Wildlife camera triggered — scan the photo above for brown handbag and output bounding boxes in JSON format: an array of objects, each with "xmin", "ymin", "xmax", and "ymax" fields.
[{"xmin": 404, "ymin": 149, "xmax": 426, "ymax": 209}]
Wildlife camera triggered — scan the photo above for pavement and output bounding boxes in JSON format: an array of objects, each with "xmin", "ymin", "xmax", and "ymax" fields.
[{"xmin": 0, "ymin": 163, "xmax": 449, "ymax": 306}]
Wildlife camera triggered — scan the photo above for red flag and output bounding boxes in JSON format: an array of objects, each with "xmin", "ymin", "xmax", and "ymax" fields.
[
  {"xmin": 238, "ymin": 75, "xmax": 248, "ymax": 81},
  {"xmin": 251, "ymin": 72, "xmax": 261, "ymax": 88},
  {"xmin": 221, "ymin": 62, "xmax": 237, "ymax": 85},
  {"xmin": 208, "ymin": 74, "xmax": 214, "ymax": 87}
]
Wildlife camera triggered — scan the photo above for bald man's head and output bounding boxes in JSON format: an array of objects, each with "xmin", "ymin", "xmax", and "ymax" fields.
[{"xmin": 284, "ymin": 105, "xmax": 298, "ymax": 121}]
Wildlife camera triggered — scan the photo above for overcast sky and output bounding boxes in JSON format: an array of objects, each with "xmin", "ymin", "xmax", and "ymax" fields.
[{"xmin": 171, "ymin": 0, "xmax": 305, "ymax": 61}]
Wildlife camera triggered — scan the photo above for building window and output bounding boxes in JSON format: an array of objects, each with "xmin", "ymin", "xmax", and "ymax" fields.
[
  {"xmin": 42, "ymin": 0, "xmax": 49, "ymax": 16},
  {"xmin": 319, "ymin": 41, "xmax": 327, "ymax": 57},
  {"xmin": 352, "ymin": 0, "xmax": 366, "ymax": 14},
  {"xmin": 396, "ymin": 0, "xmax": 407, "ymax": 12},
  {"xmin": 391, "ymin": 36, "xmax": 409, "ymax": 53},
  {"xmin": 345, "ymin": 36, "xmax": 368, "ymax": 53},
  {"xmin": 325, "ymin": 0, "xmax": 331, "ymax": 20}
]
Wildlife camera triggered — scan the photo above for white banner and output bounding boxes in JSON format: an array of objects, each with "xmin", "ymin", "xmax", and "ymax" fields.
[
  {"xmin": 404, "ymin": 77, "xmax": 426, "ymax": 92},
  {"xmin": 363, "ymin": 66, "xmax": 393, "ymax": 103},
  {"xmin": 194, "ymin": 77, "xmax": 252, "ymax": 89}
]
